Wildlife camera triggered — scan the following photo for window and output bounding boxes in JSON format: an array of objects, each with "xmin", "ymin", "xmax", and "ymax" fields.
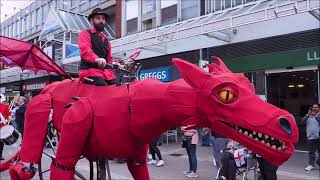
[
  {"xmin": 17, "ymin": 20, "xmax": 21, "ymax": 35},
  {"xmin": 181, "ymin": 0, "xmax": 199, "ymax": 21},
  {"xmin": 13, "ymin": 22, "xmax": 17, "ymax": 37},
  {"xmin": 126, "ymin": 0, "xmax": 138, "ymax": 35},
  {"xmin": 8, "ymin": 25, "xmax": 12, "ymax": 37},
  {"xmin": 27, "ymin": 14, "xmax": 32, "ymax": 31},
  {"xmin": 22, "ymin": 17, "xmax": 26, "ymax": 34},
  {"xmin": 142, "ymin": 0, "xmax": 156, "ymax": 15},
  {"xmin": 43, "ymin": 4, "xmax": 49, "ymax": 22},
  {"xmin": 36, "ymin": 9, "xmax": 40, "ymax": 25},
  {"xmin": 214, "ymin": 0, "xmax": 222, "ymax": 12},
  {"xmin": 32, "ymin": 11, "xmax": 36, "ymax": 28},
  {"xmin": 71, "ymin": 0, "xmax": 77, "ymax": 8},
  {"xmin": 80, "ymin": 1, "xmax": 88, "ymax": 12},
  {"xmin": 161, "ymin": 0, "xmax": 177, "ymax": 25},
  {"xmin": 225, "ymin": 0, "xmax": 232, "ymax": 9},
  {"xmin": 89, "ymin": 0, "xmax": 98, "ymax": 8},
  {"xmin": 142, "ymin": 18, "xmax": 156, "ymax": 31}
]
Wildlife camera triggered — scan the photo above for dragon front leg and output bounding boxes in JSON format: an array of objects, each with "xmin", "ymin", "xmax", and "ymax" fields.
[
  {"xmin": 8, "ymin": 93, "xmax": 52, "ymax": 180},
  {"xmin": 50, "ymin": 98, "xmax": 93, "ymax": 180},
  {"xmin": 127, "ymin": 144, "xmax": 150, "ymax": 180}
]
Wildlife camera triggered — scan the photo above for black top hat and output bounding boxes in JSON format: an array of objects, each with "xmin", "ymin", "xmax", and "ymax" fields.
[{"xmin": 88, "ymin": 8, "xmax": 109, "ymax": 21}]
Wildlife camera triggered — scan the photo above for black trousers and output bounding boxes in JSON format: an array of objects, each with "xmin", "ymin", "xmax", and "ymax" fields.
[
  {"xmin": 258, "ymin": 157, "xmax": 278, "ymax": 180},
  {"xmin": 149, "ymin": 139, "xmax": 162, "ymax": 160},
  {"xmin": 0, "ymin": 141, "xmax": 3, "ymax": 158},
  {"xmin": 84, "ymin": 76, "xmax": 117, "ymax": 86},
  {"xmin": 220, "ymin": 151, "xmax": 278, "ymax": 180}
]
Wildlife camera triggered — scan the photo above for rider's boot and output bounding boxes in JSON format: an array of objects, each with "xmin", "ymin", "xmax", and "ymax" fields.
[
  {"xmin": 50, "ymin": 159, "xmax": 74, "ymax": 180},
  {"xmin": 9, "ymin": 162, "xmax": 35, "ymax": 180}
]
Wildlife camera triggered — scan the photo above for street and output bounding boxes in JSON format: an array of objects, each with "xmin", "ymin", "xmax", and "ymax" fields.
[{"xmin": 1, "ymin": 142, "xmax": 319, "ymax": 180}]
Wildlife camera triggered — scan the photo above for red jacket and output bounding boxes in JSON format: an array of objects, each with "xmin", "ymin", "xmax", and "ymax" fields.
[
  {"xmin": 0, "ymin": 103, "xmax": 11, "ymax": 127},
  {"xmin": 78, "ymin": 27, "xmax": 115, "ymax": 81}
]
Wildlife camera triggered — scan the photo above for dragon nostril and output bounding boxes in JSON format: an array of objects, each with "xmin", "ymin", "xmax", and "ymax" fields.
[{"xmin": 279, "ymin": 118, "xmax": 292, "ymax": 136}]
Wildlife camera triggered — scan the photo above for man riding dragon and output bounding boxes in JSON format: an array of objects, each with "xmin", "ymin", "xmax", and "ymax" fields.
[{"xmin": 0, "ymin": 54, "xmax": 298, "ymax": 179}]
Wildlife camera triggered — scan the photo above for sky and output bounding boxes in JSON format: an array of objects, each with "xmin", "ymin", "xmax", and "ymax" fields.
[{"xmin": 0, "ymin": 0, "xmax": 34, "ymax": 22}]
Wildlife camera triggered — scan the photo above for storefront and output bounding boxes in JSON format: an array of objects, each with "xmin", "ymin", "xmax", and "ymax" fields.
[
  {"xmin": 22, "ymin": 82, "xmax": 49, "ymax": 98},
  {"xmin": 217, "ymin": 46, "xmax": 320, "ymax": 146}
]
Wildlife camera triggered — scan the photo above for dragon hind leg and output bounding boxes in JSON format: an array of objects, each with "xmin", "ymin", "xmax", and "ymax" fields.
[{"xmin": 50, "ymin": 98, "xmax": 93, "ymax": 180}]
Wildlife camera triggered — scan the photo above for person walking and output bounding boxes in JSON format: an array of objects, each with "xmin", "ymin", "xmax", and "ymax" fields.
[
  {"xmin": 181, "ymin": 126, "xmax": 199, "ymax": 178},
  {"xmin": 16, "ymin": 96, "xmax": 27, "ymax": 138},
  {"xmin": 147, "ymin": 137, "xmax": 164, "ymax": 167},
  {"xmin": 302, "ymin": 104, "xmax": 320, "ymax": 171}
]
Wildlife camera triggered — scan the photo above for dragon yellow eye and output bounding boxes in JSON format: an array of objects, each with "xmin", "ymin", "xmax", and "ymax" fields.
[{"xmin": 218, "ymin": 90, "xmax": 235, "ymax": 103}]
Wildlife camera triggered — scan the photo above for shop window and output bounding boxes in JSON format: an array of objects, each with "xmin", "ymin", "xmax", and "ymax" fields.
[
  {"xmin": 244, "ymin": 71, "xmax": 265, "ymax": 95},
  {"xmin": 71, "ymin": 32, "xmax": 78, "ymax": 44},
  {"xmin": 181, "ymin": 0, "xmax": 199, "ymax": 21},
  {"xmin": 161, "ymin": 0, "xmax": 177, "ymax": 26},
  {"xmin": 126, "ymin": 0, "xmax": 138, "ymax": 35}
]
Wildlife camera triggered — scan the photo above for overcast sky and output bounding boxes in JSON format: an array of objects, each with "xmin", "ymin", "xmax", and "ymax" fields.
[{"xmin": 1, "ymin": 0, "xmax": 34, "ymax": 22}]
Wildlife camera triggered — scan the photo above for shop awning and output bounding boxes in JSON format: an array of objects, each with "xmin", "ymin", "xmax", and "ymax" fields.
[
  {"xmin": 39, "ymin": 8, "xmax": 115, "ymax": 41},
  {"xmin": 111, "ymin": 0, "xmax": 319, "ymax": 58}
]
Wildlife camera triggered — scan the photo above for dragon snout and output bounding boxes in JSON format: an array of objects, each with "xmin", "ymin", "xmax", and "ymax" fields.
[{"xmin": 279, "ymin": 118, "xmax": 292, "ymax": 136}]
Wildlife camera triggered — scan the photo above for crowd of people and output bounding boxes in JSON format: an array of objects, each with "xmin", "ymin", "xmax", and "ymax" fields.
[{"xmin": 0, "ymin": 94, "xmax": 28, "ymax": 160}]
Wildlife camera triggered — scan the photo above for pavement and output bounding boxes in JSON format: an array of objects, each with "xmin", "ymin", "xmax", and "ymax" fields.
[{"xmin": 0, "ymin": 142, "xmax": 319, "ymax": 180}]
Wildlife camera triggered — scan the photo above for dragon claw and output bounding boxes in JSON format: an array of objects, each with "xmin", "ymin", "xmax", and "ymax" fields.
[{"xmin": 9, "ymin": 162, "xmax": 36, "ymax": 180}]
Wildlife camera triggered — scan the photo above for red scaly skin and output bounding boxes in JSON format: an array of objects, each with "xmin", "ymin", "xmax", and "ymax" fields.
[{"xmin": 1, "ymin": 58, "xmax": 298, "ymax": 180}]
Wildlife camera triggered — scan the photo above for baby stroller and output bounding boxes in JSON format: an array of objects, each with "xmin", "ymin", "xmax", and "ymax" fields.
[{"xmin": 215, "ymin": 148, "xmax": 263, "ymax": 180}]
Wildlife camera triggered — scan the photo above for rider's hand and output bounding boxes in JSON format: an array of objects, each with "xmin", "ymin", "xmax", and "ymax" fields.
[
  {"xmin": 95, "ymin": 58, "xmax": 107, "ymax": 68},
  {"xmin": 112, "ymin": 61, "xmax": 121, "ymax": 69}
]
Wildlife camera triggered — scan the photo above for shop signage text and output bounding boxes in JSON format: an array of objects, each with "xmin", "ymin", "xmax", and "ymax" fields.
[
  {"xmin": 23, "ymin": 83, "xmax": 47, "ymax": 91},
  {"xmin": 307, "ymin": 50, "xmax": 320, "ymax": 61},
  {"xmin": 139, "ymin": 67, "xmax": 170, "ymax": 82}
]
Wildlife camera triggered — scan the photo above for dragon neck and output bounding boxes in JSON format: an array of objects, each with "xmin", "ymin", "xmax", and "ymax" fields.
[{"xmin": 132, "ymin": 79, "xmax": 199, "ymax": 144}]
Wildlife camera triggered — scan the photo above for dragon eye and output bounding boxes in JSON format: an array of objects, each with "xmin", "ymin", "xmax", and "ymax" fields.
[{"xmin": 218, "ymin": 90, "xmax": 236, "ymax": 103}]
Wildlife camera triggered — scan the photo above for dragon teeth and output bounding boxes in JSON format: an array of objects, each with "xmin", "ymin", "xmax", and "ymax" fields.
[
  {"xmin": 271, "ymin": 145, "xmax": 276, "ymax": 149},
  {"xmin": 277, "ymin": 147, "xmax": 282, "ymax": 151},
  {"xmin": 266, "ymin": 143, "xmax": 270, "ymax": 147},
  {"xmin": 244, "ymin": 131, "xmax": 248, "ymax": 136},
  {"xmin": 264, "ymin": 135, "xmax": 269, "ymax": 139},
  {"xmin": 261, "ymin": 140, "xmax": 265, "ymax": 144},
  {"xmin": 253, "ymin": 131, "xmax": 257, "ymax": 135},
  {"xmin": 271, "ymin": 137, "xmax": 274, "ymax": 140},
  {"xmin": 258, "ymin": 133, "xmax": 262, "ymax": 138},
  {"xmin": 254, "ymin": 138, "xmax": 259, "ymax": 141},
  {"xmin": 249, "ymin": 134, "xmax": 253, "ymax": 138}
]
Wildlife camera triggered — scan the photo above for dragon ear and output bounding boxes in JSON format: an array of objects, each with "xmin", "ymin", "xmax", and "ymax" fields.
[
  {"xmin": 173, "ymin": 58, "xmax": 211, "ymax": 89},
  {"xmin": 211, "ymin": 56, "xmax": 231, "ymax": 73}
]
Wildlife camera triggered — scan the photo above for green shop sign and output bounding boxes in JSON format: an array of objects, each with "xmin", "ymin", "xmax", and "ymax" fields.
[{"xmin": 223, "ymin": 47, "xmax": 320, "ymax": 72}]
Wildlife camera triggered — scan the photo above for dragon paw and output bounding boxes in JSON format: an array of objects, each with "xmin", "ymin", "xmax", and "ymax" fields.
[{"xmin": 9, "ymin": 162, "xmax": 36, "ymax": 180}]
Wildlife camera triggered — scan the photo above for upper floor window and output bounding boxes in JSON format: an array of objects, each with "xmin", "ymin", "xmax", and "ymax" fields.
[
  {"xmin": 126, "ymin": 0, "xmax": 138, "ymax": 35},
  {"xmin": 142, "ymin": 0, "xmax": 156, "ymax": 14},
  {"xmin": 161, "ymin": 0, "xmax": 177, "ymax": 26},
  {"xmin": 181, "ymin": 0, "xmax": 199, "ymax": 21}
]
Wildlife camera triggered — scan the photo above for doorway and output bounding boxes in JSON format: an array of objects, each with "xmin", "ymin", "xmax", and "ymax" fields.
[{"xmin": 266, "ymin": 70, "xmax": 319, "ymax": 148}]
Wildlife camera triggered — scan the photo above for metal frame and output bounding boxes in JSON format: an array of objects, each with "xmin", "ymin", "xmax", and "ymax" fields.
[{"xmin": 112, "ymin": 0, "xmax": 319, "ymax": 55}]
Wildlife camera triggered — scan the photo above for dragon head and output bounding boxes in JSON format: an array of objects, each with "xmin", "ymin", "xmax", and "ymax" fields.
[{"xmin": 173, "ymin": 57, "xmax": 299, "ymax": 166}]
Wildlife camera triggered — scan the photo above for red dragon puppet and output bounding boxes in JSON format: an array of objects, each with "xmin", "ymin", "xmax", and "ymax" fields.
[{"xmin": 1, "ymin": 57, "xmax": 298, "ymax": 180}]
